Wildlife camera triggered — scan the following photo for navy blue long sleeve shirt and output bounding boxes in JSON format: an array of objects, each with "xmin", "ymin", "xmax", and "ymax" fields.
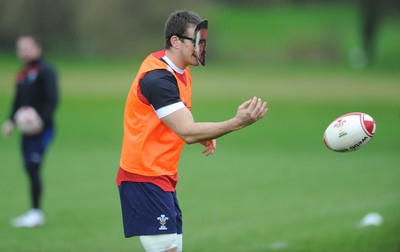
[{"xmin": 9, "ymin": 58, "xmax": 58, "ymax": 128}]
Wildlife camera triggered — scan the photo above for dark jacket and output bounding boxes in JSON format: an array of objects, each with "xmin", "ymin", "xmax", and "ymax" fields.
[{"xmin": 9, "ymin": 58, "xmax": 58, "ymax": 128}]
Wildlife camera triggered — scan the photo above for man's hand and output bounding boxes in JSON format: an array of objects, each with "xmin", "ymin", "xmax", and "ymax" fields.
[
  {"xmin": 1, "ymin": 119, "xmax": 14, "ymax": 139},
  {"xmin": 200, "ymin": 139, "xmax": 216, "ymax": 156},
  {"xmin": 235, "ymin": 97, "xmax": 268, "ymax": 128}
]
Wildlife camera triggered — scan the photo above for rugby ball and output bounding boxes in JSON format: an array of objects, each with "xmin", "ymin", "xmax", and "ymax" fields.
[
  {"xmin": 14, "ymin": 106, "xmax": 43, "ymax": 135},
  {"xmin": 323, "ymin": 112, "xmax": 376, "ymax": 152}
]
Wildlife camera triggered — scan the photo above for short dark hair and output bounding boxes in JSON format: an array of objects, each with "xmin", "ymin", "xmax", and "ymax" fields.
[{"xmin": 164, "ymin": 10, "xmax": 203, "ymax": 49}]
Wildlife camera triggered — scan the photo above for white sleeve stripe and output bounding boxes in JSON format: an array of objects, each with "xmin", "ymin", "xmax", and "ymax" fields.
[{"xmin": 156, "ymin": 102, "xmax": 185, "ymax": 118}]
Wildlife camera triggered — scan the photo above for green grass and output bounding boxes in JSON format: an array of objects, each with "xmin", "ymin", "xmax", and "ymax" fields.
[
  {"xmin": 1, "ymin": 4, "xmax": 400, "ymax": 252},
  {"xmin": 1, "ymin": 67, "xmax": 399, "ymax": 251},
  {"xmin": 2, "ymin": 97, "xmax": 399, "ymax": 251}
]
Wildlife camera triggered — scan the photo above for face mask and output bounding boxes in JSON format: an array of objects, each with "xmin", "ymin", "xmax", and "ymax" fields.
[{"xmin": 193, "ymin": 20, "xmax": 208, "ymax": 66}]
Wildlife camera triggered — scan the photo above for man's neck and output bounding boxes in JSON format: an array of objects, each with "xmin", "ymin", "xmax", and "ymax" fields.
[
  {"xmin": 162, "ymin": 55, "xmax": 185, "ymax": 74},
  {"xmin": 165, "ymin": 50, "xmax": 187, "ymax": 70}
]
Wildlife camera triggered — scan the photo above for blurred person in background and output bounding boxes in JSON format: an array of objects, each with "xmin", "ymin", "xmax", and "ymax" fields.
[
  {"xmin": 355, "ymin": 0, "xmax": 400, "ymax": 68},
  {"xmin": 116, "ymin": 10, "xmax": 268, "ymax": 252},
  {"xmin": 1, "ymin": 35, "xmax": 58, "ymax": 228},
  {"xmin": 361, "ymin": 0, "xmax": 381, "ymax": 64}
]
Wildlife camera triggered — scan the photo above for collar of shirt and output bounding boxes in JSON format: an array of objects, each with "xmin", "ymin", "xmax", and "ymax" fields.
[{"xmin": 161, "ymin": 56, "xmax": 185, "ymax": 74}]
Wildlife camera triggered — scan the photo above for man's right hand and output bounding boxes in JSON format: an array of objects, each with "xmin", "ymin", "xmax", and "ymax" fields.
[
  {"xmin": 235, "ymin": 97, "xmax": 268, "ymax": 128},
  {"xmin": 1, "ymin": 119, "xmax": 14, "ymax": 139}
]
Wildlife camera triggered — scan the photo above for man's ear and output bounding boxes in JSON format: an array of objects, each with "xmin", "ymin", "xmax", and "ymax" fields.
[{"xmin": 170, "ymin": 35, "xmax": 181, "ymax": 49}]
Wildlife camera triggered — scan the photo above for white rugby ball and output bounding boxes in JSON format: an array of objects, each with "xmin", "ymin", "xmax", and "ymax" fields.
[
  {"xmin": 14, "ymin": 106, "xmax": 43, "ymax": 135},
  {"xmin": 323, "ymin": 112, "xmax": 376, "ymax": 152}
]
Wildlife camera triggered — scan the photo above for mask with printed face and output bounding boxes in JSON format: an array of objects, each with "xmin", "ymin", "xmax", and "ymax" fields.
[{"xmin": 193, "ymin": 20, "xmax": 208, "ymax": 66}]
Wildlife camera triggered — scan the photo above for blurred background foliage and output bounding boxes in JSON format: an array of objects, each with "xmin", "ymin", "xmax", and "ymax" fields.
[{"xmin": 0, "ymin": 0, "xmax": 399, "ymax": 69}]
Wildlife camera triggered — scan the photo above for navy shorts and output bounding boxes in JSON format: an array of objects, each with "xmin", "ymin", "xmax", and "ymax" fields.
[
  {"xmin": 118, "ymin": 182, "xmax": 182, "ymax": 238},
  {"xmin": 21, "ymin": 127, "xmax": 54, "ymax": 168}
]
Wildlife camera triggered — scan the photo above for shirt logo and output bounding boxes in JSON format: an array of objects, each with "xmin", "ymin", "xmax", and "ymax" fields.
[
  {"xmin": 157, "ymin": 214, "xmax": 169, "ymax": 230},
  {"xmin": 27, "ymin": 70, "xmax": 38, "ymax": 83}
]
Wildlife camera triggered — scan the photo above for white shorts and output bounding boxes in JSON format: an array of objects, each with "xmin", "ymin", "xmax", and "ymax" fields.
[{"xmin": 140, "ymin": 233, "xmax": 182, "ymax": 252}]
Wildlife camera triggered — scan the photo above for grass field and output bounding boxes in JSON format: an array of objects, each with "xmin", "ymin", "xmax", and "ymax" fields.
[{"xmin": 1, "ymin": 4, "xmax": 400, "ymax": 252}]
